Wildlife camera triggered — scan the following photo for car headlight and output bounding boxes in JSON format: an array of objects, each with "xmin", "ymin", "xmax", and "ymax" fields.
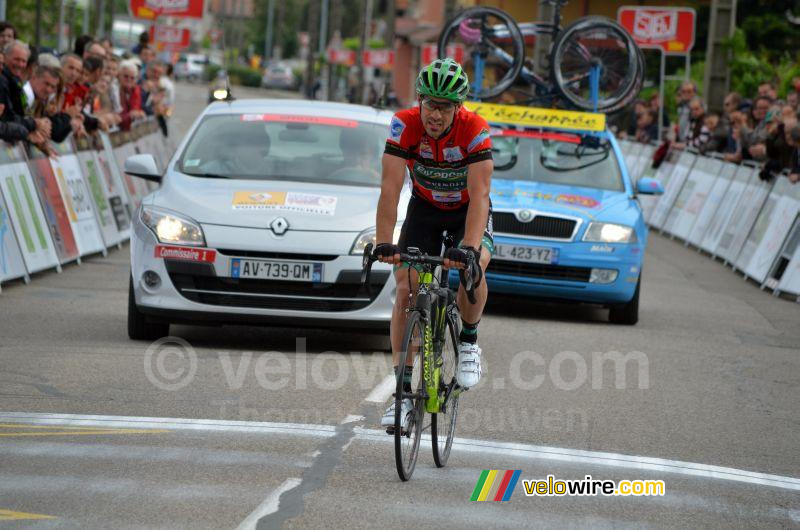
[
  {"xmin": 140, "ymin": 206, "xmax": 206, "ymax": 246},
  {"xmin": 212, "ymin": 89, "xmax": 228, "ymax": 100},
  {"xmin": 350, "ymin": 224, "xmax": 403, "ymax": 255},
  {"xmin": 582, "ymin": 222, "xmax": 637, "ymax": 243}
]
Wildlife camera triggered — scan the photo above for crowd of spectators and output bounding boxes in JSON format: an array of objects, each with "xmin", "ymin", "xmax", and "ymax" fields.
[
  {"xmin": 618, "ymin": 77, "xmax": 800, "ymax": 184},
  {"xmin": 0, "ymin": 23, "xmax": 174, "ymax": 157}
]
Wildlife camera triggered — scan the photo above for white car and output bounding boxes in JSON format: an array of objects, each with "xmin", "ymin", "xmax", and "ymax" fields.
[
  {"xmin": 125, "ymin": 100, "xmax": 406, "ymax": 340},
  {"xmin": 174, "ymin": 54, "xmax": 209, "ymax": 82}
]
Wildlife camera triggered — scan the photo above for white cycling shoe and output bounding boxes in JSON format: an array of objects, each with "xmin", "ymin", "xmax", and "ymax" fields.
[
  {"xmin": 457, "ymin": 342, "xmax": 482, "ymax": 388},
  {"xmin": 381, "ymin": 398, "xmax": 414, "ymax": 433}
]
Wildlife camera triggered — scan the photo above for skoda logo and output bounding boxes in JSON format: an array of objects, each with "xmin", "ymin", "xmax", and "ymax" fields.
[
  {"xmin": 270, "ymin": 217, "xmax": 289, "ymax": 235},
  {"xmin": 517, "ymin": 209, "xmax": 534, "ymax": 222}
]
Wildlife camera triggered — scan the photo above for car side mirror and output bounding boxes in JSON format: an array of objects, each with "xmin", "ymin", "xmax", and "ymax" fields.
[
  {"xmin": 124, "ymin": 154, "xmax": 161, "ymax": 183},
  {"xmin": 636, "ymin": 177, "xmax": 664, "ymax": 195}
]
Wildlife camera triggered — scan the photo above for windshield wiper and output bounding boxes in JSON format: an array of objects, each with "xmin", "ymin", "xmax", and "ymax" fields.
[{"xmin": 182, "ymin": 171, "xmax": 230, "ymax": 179}]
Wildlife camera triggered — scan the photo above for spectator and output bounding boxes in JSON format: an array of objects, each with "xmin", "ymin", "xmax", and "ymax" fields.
[
  {"xmin": 25, "ymin": 64, "xmax": 78, "ymax": 142},
  {"xmin": 649, "ymin": 91, "xmax": 669, "ymax": 132},
  {"xmin": 0, "ymin": 41, "xmax": 50, "ymax": 142},
  {"xmin": 157, "ymin": 62, "xmax": 175, "ymax": 136},
  {"xmin": 675, "ymin": 80, "xmax": 697, "ymax": 142},
  {"xmin": 74, "ymin": 35, "xmax": 94, "ymax": 58},
  {"xmin": 138, "ymin": 45, "xmax": 155, "ymax": 68},
  {"xmin": 0, "ymin": 49, "xmax": 4, "ymax": 71},
  {"xmin": 742, "ymin": 95, "xmax": 772, "ymax": 161},
  {"xmin": 724, "ymin": 111, "xmax": 748, "ymax": 163},
  {"xmin": 60, "ymin": 53, "xmax": 87, "ymax": 110},
  {"xmin": 757, "ymin": 81, "xmax": 777, "ymax": 101},
  {"xmin": 766, "ymin": 116, "xmax": 798, "ymax": 171},
  {"xmin": 84, "ymin": 41, "xmax": 107, "ymax": 61},
  {"xmin": 117, "ymin": 60, "xmax": 145, "ymax": 130},
  {"xmin": 104, "ymin": 55, "xmax": 122, "ymax": 113},
  {"xmin": 99, "ymin": 38, "xmax": 113, "ymax": 58},
  {"xmin": 699, "ymin": 111, "xmax": 729, "ymax": 154},
  {"xmin": 625, "ymin": 99, "xmax": 648, "ymax": 138},
  {"xmin": 0, "ymin": 22, "xmax": 16, "ymax": 50},
  {"xmin": 131, "ymin": 31, "xmax": 149, "ymax": 56},
  {"xmin": 788, "ymin": 125, "xmax": 800, "ymax": 184},
  {"xmin": 634, "ymin": 108, "xmax": 658, "ymax": 144},
  {"xmin": 674, "ymin": 97, "xmax": 710, "ymax": 150},
  {"xmin": 788, "ymin": 91, "xmax": 799, "ymax": 111}
]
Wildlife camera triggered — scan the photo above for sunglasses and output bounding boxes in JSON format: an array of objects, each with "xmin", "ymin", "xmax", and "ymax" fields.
[{"xmin": 420, "ymin": 97, "xmax": 457, "ymax": 113}]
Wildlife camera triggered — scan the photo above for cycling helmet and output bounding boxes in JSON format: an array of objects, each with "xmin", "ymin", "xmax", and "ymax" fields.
[{"xmin": 415, "ymin": 58, "xmax": 470, "ymax": 103}]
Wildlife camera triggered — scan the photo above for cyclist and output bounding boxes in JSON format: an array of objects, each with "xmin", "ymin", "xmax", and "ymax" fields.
[{"xmin": 374, "ymin": 58, "xmax": 494, "ymax": 431}]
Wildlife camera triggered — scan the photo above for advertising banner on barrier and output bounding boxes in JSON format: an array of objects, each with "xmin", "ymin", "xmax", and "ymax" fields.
[
  {"xmin": 26, "ymin": 151, "xmax": 80, "ymax": 264},
  {"xmin": 689, "ymin": 160, "xmax": 735, "ymax": 251},
  {"xmin": 650, "ymin": 150, "xmax": 696, "ymax": 230},
  {"xmin": 98, "ymin": 132, "xmax": 135, "ymax": 219},
  {"xmin": 0, "ymin": 183, "xmax": 28, "ymax": 285},
  {"xmin": 738, "ymin": 177, "xmax": 800, "ymax": 283},
  {"xmin": 718, "ymin": 172, "xmax": 771, "ymax": 265},
  {"xmin": 113, "ymin": 136, "xmax": 149, "ymax": 206},
  {"xmin": 631, "ymin": 145, "xmax": 655, "ymax": 182},
  {"xmin": 0, "ymin": 145, "xmax": 60, "ymax": 273},
  {"xmin": 642, "ymin": 148, "xmax": 678, "ymax": 223},
  {"xmin": 777, "ymin": 232, "xmax": 800, "ymax": 296},
  {"xmin": 667, "ymin": 155, "xmax": 721, "ymax": 241},
  {"xmin": 49, "ymin": 141, "xmax": 106, "ymax": 257},
  {"xmin": 74, "ymin": 137, "xmax": 128, "ymax": 247},
  {"xmin": 704, "ymin": 164, "xmax": 754, "ymax": 256}
]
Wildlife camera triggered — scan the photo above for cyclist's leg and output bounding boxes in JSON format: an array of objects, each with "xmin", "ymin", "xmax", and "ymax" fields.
[{"xmin": 452, "ymin": 203, "xmax": 494, "ymax": 326}]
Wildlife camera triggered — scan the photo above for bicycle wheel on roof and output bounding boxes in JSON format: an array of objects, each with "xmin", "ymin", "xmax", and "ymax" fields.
[
  {"xmin": 437, "ymin": 6, "xmax": 525, "ymax": 100},
  {"xmin": 551, "ymin": 16, "xmax": 642, "ymax": 113}
]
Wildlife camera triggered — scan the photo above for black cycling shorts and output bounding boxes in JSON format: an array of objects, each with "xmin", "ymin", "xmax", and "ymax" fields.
[{"xmin": 397, "ymin": 195, "xmax": 494, "ymax": 259}]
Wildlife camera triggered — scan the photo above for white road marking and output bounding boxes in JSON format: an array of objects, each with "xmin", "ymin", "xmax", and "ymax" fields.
[
  {"xmin": 5, "ymin": 412, "xmax": 799, "ymax": 492},
  {"xmin": 236, "ymin": 477, "xmax": 301, "ymax": 530},
  {"xmin": 364, "ymin": 374, "xmax": 395, "ymax": 403}
]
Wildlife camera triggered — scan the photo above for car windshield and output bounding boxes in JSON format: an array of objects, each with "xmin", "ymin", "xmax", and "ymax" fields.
[
  {"xmin": 490, "ymin": 130, "xmax": 624, "ymax": 191},
  {"xmin": 179, "ymin": 114, "xmax": 386, "ymax": 186}
]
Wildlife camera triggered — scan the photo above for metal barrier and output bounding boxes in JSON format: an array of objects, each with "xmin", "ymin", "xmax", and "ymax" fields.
[
  {"xmin": 0, "ymin": 119, "xmax": 172, "ymax": 292},
  {"xmin": 621, "ymin": 139, "xmax": 800, "ymax": 301}
]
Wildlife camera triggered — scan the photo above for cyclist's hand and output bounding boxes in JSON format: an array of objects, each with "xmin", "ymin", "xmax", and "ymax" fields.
[
  {"xmin": 444, "ymin": 246, "xmax": 480, "ymax": 270},
  {"xmin": 375, "ymin": 243, "xmax": 401, "ymax": 264}
]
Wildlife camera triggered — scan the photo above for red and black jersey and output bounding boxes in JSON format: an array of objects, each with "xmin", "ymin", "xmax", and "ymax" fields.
[{"xmin": 384, "ymin": 106, "xmax": 492, "ymax": 210}]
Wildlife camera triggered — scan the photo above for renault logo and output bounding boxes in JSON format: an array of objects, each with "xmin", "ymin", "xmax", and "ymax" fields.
[
  {"xmin": 516, "ymin": 209, "xmax": 534, "ymax": 222},
  {"xmin": 270, "ymin": 217, "xmax": 289, "ymax": 235}
]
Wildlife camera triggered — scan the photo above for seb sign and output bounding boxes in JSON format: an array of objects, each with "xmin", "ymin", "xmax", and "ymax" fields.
[
  {"xmin": 617, "ymin": 7, "xmax": 695, "ymax": 54},
  {"xmin": 326, "ymin": 49, "xmax": 395, "ymax": 68},
  {"xmin": 129, "ymin": 0, "xmax": 204, "ymax": 20},
  {"xmin": 149, "ymin": 25, "xmax": 191, "ymax": 51}
]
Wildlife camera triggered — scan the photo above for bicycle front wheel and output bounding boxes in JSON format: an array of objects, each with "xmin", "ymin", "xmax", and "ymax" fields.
[
  {"xmin": 431, "ymin": 309, "xmax": 460, "ymax": 468},
  {"xmin": 394, "ymin": 311, "xmax": 426, "ymax": 481},
  {"xmin": 551, "ymin": 16, "xmax": 642, "ymax": 113}
]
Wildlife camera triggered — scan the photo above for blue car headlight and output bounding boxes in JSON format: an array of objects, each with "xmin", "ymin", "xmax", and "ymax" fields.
[{"xmin": 582, "ymin": 222, "xmax": 637, "ymax": 244}]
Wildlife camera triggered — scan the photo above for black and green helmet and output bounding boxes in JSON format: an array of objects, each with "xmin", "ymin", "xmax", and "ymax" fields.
[{"xmin": 415, "ymin": 58, "xmax": 470, "ymax": 103}]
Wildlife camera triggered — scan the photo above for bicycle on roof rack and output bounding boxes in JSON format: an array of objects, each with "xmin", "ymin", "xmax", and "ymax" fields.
[{"xmin": 437, "ymin": 0, "xmax": 644, "ymax": 113}]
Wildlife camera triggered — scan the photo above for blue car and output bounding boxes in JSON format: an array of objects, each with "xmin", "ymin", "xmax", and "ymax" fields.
[{"xmin": 452, "ymin": 104, "xmax": 663, "ymax": 324}]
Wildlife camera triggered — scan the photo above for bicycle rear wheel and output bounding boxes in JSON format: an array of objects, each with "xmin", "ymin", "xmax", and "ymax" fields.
[
  {"xmin": 394, "ymin": 311, "xmax": 426, "ymax": 481},
  {"xmin": 431, "ymin": 309, "xmax": 460, "ymax": 467},
  {"xmin": 437, "ymin": 6, "xmax": 525, "ymax": 100},
  {"xmin": 551, "ymin": 16, "xmax": 642, "ymax": 113}
]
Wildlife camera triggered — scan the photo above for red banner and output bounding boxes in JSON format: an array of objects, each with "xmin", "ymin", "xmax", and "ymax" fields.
[
  {"xmin": 130, "ymin": 0, "xmax": 204, "ymax": 20},
  {"xmin": 362, "ymin": 49, "xmax": 394, "ymax": 68},
  {"xmin": 617, "ymin": 7, "xmax": 695, "ymax": 54},
  {"xmin": 27, "ymin": 156, "xmax": 79, "ymax": 263},
  {"xmin": 327, "ymin": 48, "xmax": 355, "ymax": 66},
  {"xmin": 421, "ymin": 44, "xmax": 465, "ymax": 65},
  {"xmin": 149, "ymin": 25, "xmax": 192, "ymax": 51}
]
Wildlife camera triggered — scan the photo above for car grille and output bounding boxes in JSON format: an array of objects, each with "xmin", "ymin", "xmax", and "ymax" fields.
[
  {"xmin": 165, "ymin": 260, "xmax": 389, "ymax": 312},
  {"xmin": 216, "ymin": 249, "xmax": 339, "ymax": 261},
  {"xmin": 487, "ymin": 260, "xmax": 591, "ymax": 282},
  {"xmin": 493, "ymin": 212, "xmax": 577, "ymax": 240}
]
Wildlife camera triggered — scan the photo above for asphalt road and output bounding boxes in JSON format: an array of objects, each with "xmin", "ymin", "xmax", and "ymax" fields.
[{"xmin": 0, "ymin": 82, "xmax": 798, "ymax": 528}]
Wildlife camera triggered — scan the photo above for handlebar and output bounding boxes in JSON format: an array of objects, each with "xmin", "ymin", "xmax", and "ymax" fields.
[{"xmin": 360, "ymin": 243, "xmax": 478, "ymax": 304}]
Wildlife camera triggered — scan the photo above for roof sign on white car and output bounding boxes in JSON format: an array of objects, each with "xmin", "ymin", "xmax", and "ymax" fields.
[
  {"xmin": 240, "ymin": 114, "xmax": 358, "ymax": 128},
  {"xmin": 465, "ymin": 102, "xmax": 606, "ymax": 132}
]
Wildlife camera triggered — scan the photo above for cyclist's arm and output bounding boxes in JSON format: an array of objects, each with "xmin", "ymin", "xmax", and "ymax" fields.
[
  {"xmin": 463, "ymin": 159, "xmax": 492, "ymax": 249},
  {"xmin": 376, "ymin": 153, "xmax": 406, "ymax": 244}
]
